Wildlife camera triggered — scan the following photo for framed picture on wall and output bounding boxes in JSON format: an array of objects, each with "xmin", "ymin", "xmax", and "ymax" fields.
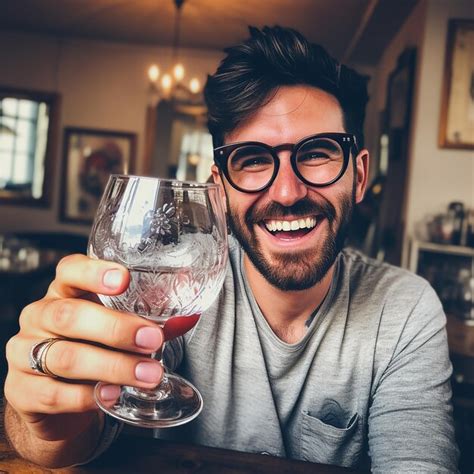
[
  {"xmin": 439, "ymin": 19, "xmax": 474, "ymax": 149},
  {"xmin": 60, "ymin": 127, "xmax": 136, "ymax": 224}
]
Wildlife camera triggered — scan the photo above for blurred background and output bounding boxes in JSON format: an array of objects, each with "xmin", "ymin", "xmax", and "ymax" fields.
[{"xmin": 0, "ymin": 0, "xmax": 473, "ymax": 471}]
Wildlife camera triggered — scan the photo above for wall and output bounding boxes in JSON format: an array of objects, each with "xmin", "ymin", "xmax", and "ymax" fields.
[
  {"xmin": 0, "ymin": 31, "xmax": 222, "ymax": 235},
  {"xmin": 367, "ymin": 0, "xmax": 473, "ymax": 266},
  {"xmin": 404, "ymin": 0, "xmax": 474, "ymax": 251},
  {"xmin": 2, "ymin": 4, "xmax": 473, "ymax": 246}
]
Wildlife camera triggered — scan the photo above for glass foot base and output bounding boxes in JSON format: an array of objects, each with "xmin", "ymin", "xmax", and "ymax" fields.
[{"xmin": 95, "ymin": 374, "xmax": 203, "ymax": 428}]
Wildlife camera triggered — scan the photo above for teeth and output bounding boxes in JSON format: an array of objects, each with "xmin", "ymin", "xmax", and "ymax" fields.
[{"xmin": 264, "ymin": 217, "xmax": 318, "ymax": 232}]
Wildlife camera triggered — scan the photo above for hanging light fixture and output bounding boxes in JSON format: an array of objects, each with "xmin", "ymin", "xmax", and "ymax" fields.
[{"xmin": 148, "ymin": 0, "xmax": 201, "ymax": 103}]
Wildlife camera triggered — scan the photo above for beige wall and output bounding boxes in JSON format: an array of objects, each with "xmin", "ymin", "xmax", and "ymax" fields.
[
  {"xmin": 366, "ymin": 0, "xmax": 473, "ymax": 266},
  {"xmin": 405, "ymin": 0, "xmax": 474, "ymax": 251},
  {"xmin": 0, "ymin": 31, "xmax": 222, "ymax": 235},
  {"xmin": 2, "ymin": 4, "xmax": 473, "ymax": 250}
]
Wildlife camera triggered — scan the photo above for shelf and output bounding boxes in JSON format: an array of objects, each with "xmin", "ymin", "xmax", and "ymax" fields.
[{"xmin": 411, "ymin": 240, "xmax": 474, "ymax": 258}]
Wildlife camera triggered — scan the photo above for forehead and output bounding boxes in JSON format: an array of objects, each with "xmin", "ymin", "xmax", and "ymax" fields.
[{"xmin": 226, "ymin": 85, "xmax": 345, "ymax": 145}]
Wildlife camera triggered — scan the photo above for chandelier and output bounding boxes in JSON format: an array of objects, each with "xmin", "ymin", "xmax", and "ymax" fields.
[{"xmin": 147, "ymin": 0, "xmax": 201, "ymax": 103}]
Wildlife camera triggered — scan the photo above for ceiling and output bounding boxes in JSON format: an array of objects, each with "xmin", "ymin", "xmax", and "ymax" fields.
[{"xmin": 0, "ymin": 0, "xmax": 419, "ymax": 65}]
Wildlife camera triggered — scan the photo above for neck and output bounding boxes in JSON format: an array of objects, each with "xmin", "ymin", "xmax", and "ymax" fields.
[{"xmin": 243, "ymin": 254, "xmax": 335, "ymax": 343}]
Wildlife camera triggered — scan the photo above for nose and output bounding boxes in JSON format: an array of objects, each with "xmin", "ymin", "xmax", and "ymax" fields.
[{"xmin": 267, "ymin": 154, "xmax": 308, "ymax": 206}]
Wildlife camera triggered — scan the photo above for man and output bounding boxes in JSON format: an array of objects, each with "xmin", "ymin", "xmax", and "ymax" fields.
[{"xmin": 4, "ymin": 26, "xmax": 458, "ymax": 471}]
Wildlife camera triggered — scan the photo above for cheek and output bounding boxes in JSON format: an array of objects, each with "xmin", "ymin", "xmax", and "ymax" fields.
[
  {"xmin": 227, "ymin": 192, "xmax": 252, "ymax": 219},
  {"xmin": 230, "ymin": 202, "xmax": 252, "ymax": 223}
]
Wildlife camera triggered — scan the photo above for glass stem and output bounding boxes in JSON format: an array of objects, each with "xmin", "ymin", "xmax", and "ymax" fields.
[{"xmin": 151, "ymin": 326, "xmax": 169, "ymax": 386}]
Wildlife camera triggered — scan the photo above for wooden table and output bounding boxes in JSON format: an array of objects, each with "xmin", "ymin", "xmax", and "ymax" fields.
[{"xmin": 0, "ymin": 431, "xmax": 358, "ymax": 473}]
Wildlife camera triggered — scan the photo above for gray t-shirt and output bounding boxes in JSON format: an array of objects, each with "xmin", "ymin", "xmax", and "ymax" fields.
[{"xmin": 98, "ymin": 237, "xmax": 459, "ymax": 472}]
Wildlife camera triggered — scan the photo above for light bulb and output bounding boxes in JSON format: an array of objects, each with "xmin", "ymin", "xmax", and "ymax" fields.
[
  {"xmin": 189, "ymin": 78, "xmax": 200, "ymax": 94},
  {"xmin": 188, "ymin": 153, "xmax": 201, "ymax": 166},
  {"xmin": 173, "ymin": 63, "xmax": 185, "ymax": 82},
  {"xmin": 148, "ymin": 64, "xmax": 160, "ymax": 82},
  {"xmin": 161, "ymin": 73, "xmax": 172, "ymax": 91}
]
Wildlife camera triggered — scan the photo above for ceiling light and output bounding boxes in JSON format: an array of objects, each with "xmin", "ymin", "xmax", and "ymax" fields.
[{"xmin": 148, "ymin": 0, "xmax": 201, "ymax": 104}]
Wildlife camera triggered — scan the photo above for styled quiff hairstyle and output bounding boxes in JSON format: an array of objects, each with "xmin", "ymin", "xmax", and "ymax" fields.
[{"xmin": 204, "ymin": 25, "xmax": 369, "ymax": 149}]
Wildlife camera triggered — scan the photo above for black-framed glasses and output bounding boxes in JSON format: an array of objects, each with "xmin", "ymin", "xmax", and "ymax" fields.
[{"xmin": 214, "ymin": 132, "xmax": 358, "ymax": 193}]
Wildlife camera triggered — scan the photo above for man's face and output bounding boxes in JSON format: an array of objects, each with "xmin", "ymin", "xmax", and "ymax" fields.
[{"xmin": 212, "ymin": 85, "xmax": 368, "ymax": 291}]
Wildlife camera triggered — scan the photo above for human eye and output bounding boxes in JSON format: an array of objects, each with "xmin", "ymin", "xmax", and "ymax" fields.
[
  {"xmin": 297, "ymin": 140, "xmax": 342, "ymax": 166},
  {"xmin": 299, "ymin": 150, "xmax": 330, "ymax": 163},
  {"xmin": 230, "ymin": 147, "xmax": 273, "ymax": 172},
  {"xmin": 240, "ymin": 155, "xmax": 272, "ymax": 170}
]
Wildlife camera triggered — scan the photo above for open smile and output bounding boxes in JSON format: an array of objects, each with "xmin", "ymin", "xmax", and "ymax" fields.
[{"xmin": 257, "ymin": 214, "xmax": 326, "ymax": 244}]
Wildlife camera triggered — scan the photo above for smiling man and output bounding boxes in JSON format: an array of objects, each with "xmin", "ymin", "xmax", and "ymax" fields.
[{"xmin": 4, "ymin": 26, "xmax": 458, "ymax": 472}]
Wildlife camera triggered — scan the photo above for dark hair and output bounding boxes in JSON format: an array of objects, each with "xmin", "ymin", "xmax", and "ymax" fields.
[{"xmin": 204, "ymin": 25, "xmax": 369, "ymax": 149}]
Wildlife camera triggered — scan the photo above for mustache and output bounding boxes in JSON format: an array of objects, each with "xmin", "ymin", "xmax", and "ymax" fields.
[{"xmin": 245, "ymin": 198, "xmax": 337, "ymax": 226}]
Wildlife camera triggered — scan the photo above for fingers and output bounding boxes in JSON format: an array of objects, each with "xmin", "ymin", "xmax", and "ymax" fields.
[
  {"xmin": 5, "ymin": 373, "xmax": 96, "ymax": 415},
  {"xmin": 47, "ymin": 254, "xmax": 130, "ymax": 299},
  {"xmin": 8, "ymin": 337, "xmax": 164, "ymax": 389},
  {"xmin": 4, "ymin": 372, "xmax": 121, "ymax": 416},
  {"xmin": 20, "ymin": 298, "xmax": 164, "ymax": 354}
]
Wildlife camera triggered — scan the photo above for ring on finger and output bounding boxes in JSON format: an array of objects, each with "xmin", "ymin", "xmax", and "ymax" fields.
[{"xmin": 29, "ymin": 337, "xmax": 65, "ymax": 378}]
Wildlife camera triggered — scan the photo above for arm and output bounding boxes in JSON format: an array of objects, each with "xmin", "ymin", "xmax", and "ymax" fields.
[
  {"xmin": 4, "ymin": 401, "xmax": 105, "ymax": 468},
  {"xmin": 368, "ymin": 284, "xmax": 459, "ymax": 473}
]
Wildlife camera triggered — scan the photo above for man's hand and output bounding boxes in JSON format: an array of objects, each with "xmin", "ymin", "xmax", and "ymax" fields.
[{"xmin": 4, "ymin": 254, "xmax": 166, "ymax": 465}]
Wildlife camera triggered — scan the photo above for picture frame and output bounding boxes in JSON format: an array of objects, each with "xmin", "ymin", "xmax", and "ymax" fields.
[
  {"xmin": 439, "ymin": 19, "xmax": 474, "ymax": 150},
  {"xmin": 60, "ymin": 127, "xmax": 136, "ymax": 224}
]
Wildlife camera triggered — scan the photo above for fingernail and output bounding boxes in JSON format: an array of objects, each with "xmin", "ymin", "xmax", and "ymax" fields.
[
  {"xmin": 103, "ymin": 269, "xmax": 122, "ymax": 289},
  {"xmin": 100, "ymin": 384, "xmax": 121, "ymax": 401},
  {"xmin": 135, "ymin": 361, "xmax": 162, "ymax": 383},
  {"xmin": 135, "ymin": 327, "xmax": 162, "ymax": 350}
]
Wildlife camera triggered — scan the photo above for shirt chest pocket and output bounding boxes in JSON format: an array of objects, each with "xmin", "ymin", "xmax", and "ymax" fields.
[{"xmin": 300, "ymin": 409, "xmax": 363, "ymax": 468}]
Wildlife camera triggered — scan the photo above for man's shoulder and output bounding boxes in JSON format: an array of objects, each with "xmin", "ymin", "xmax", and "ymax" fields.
[
  {"xmin": 340, "ymin": 247, "xmax": 431, "ymax": 304},
  {"xmin": 340, "ymin": 248, "xmax": 446, "ymax": 358},
  {"xmin": 341, "ymin": 247, "xmax": 428, "ymax": 290}
]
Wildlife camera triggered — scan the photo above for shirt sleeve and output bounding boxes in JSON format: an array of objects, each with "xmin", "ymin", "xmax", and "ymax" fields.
[
  {"xmin": 72, "ymin": 414, "xmax": 123, "ymax": 466},
  {"xmin": 368, "ymin": 283, "xmax": 459, "ymax": 473}
]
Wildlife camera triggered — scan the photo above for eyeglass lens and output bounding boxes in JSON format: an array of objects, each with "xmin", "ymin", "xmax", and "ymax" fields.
[{"xmin": 227, "ymin": 136, "xmax": 345, "ymax": 191}]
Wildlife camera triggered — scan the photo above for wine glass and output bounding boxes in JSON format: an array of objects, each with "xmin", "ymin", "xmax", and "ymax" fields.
[{"xmin": 88, "ymin": 175, "xmax": 228, "ymax": 428}]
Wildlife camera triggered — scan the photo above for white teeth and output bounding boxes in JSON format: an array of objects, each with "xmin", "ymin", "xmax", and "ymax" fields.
[{"xmin": 264, "ymin": 216, "xmax": 318, "ymax": 233}]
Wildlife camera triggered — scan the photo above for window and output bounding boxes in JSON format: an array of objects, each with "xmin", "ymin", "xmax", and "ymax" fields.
[{"xmin": 0, "ymin": 88, "xmax": 58, "ymax": 206}]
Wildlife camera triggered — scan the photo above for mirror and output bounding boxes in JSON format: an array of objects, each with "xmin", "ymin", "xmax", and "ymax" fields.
[
  {"xmin": 145, "ymin": 99, "xmax": 214, "ymax": 183},
  {"xmin": 0, "ymin": 87, "xmax": 59, "ymax": 206}
]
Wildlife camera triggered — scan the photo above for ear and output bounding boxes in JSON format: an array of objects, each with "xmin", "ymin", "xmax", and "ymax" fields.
[
  {"xmin": 211, "ymin": 164, "xmax": 221, "ymax": 184},
  {"xmin": 354, "ymin": 149, "xmax": 369, "ymax": 204},
  {"xmin": 211, "ymin": 164, "xmax": 228, "ymax": 212}
]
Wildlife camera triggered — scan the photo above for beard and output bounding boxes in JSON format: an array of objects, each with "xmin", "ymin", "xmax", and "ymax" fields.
[{"xmin": 226, "ymin": 188, "xmax": 355, "ymax": 292}]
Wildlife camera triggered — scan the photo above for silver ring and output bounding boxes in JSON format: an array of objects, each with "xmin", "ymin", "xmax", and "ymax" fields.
[{"xmin": 29, "ymin": 337, "xmax": 64, "ymax": 377}]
